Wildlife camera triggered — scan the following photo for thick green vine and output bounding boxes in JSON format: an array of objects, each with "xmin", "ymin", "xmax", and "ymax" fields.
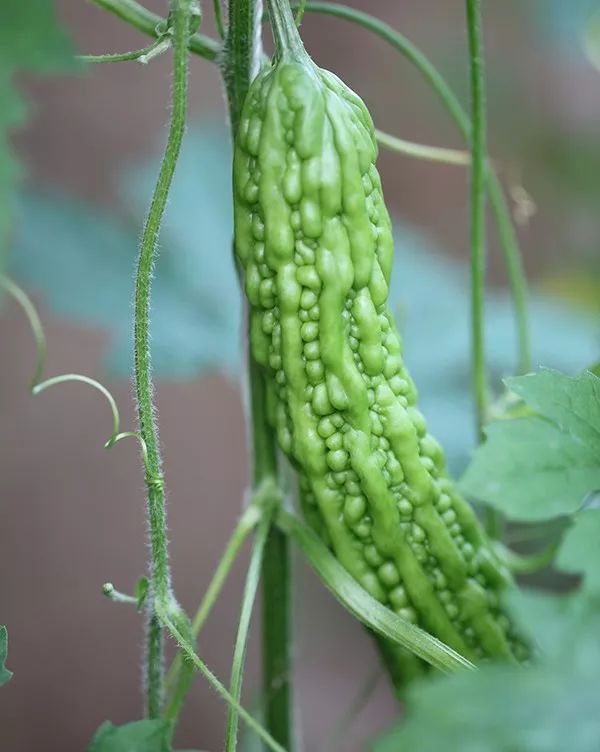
[{"xmin": 225, "ymin": 1, "xmax": 293, "ymax": 747}]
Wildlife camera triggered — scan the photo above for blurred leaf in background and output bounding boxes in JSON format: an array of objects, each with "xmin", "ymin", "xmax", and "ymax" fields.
[
  {"xmin": 523, "ymin": 0, "xmax": 600, "ymax": 58},
  {"xmin": 9, "ymin": 123, "xmax": 599, "ymax": 473},
  {"xmin": 0, "ymin": 0, "xmax": 76, "ymax": 263},
  {"xmin": 11, "ymin": 126, "xmax": 241, "ymax": 380},
  {"xmin": 373, "ymin": 593, "xmax": 600, "ymax": 752}
]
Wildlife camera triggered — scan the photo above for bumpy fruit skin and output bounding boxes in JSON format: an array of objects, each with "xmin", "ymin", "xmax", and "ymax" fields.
[{"xmin": 234, "ymin": 56, "xmax": 525, "ymax": 671}]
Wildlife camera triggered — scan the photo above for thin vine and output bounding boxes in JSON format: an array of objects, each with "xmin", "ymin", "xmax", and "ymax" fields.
[
  {"xmin": 465, "ymin": 0, "xmax": 488, "ymax": 442},
  {"xmin": 213, "ymin": 0, "xmax": 226, "ymax": 38},
  {"xmin": 0, "ymin": 274, "xmax": 150, "ymax": 464},
  {"xmin": 164, "ymin": 503, "xmax": 261, "ymax": 703},
  {"xmin": 156, "ymin": 601, "xmax": 287, "ymax": 752},
  {"xmin": 0, "ymin": 273, "xmax": 46, "ymax": 389},
  {"xmin": 225, "ymin": 502, "xmax": 276, "ymax": 751},
  {"xmin": 89, "ymin": 0, "xmax": 220, "ymax": 61},
  {"xmin": 375, "ymin": 129, "xmax": 471, "ymax": 166},
  {"xmin": 164, "ymin": 481, "xmax": 278, "ymax": 722},
  {"xmin": 294, "ymin": 0, "xmax": 306, "ymax": 26},
  {"xmin": 78, "ymin": 35, "xmax": 172, "ymax": 64}
]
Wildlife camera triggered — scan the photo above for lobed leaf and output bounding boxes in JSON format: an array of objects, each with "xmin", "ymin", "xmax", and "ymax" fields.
[{"xmin": 461, "ymin": 369, "xmax": 600, "ymax": 521}]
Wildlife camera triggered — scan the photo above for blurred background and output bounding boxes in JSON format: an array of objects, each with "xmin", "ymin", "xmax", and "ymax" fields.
[{"xmin": 1, "ymin": 1, "xmax": 599, "ymax": 750}]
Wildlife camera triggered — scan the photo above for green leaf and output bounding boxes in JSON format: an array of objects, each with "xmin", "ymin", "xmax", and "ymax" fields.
[
  {"xmin": 461, "ymin": 369, "xmax": 600, "ymax": 521},
  {"xmin": 505, "ymin": 587, "xmax": 587, "ymax": 658},
  {"xmin": 0, "ymin": 0, "xmax": 76, "ymax": 255},
  {"xmin": 0, "ymin": 626, "xmax": 13, "ymax": 686},
  {"xmin": 381, "ymin": 480, "xmax": 600, "ymax": 750},
  {"xmin": 88, "ymin": 720, "xmax": 172, "ymax": 752},
  {"xmin": 556, "ymin": 508, "xmax": 600, "ymax": 590},
  {"xmin": 373, "ymin": 587, "xmax": 600, "ymax": 752}
]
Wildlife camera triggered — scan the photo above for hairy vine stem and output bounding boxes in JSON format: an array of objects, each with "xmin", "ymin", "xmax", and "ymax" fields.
[{"xmin": 133, "ymin": 0, "xmax": 196, "ymax": 717}]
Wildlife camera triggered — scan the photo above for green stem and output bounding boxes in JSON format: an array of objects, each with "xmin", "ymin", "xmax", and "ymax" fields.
[
  {"xmin": 487, "ymin": 175, "xmax": 531, "ymax": 374},
  {"xmin": 305, "ymin": 3, "xmax": 469, "ymax": 131},
  {"xmin": 156, "ymin": 603, "xmax": 287, "ymax": 752},
  {"xmin": 226, "ymin": 507, "xmax": 275, "ymax": 751},
  {"xmin": 302, "ymin": 1, "xmax": 531, "ymax": 375},
  {"xmin": 225, "ymin": 2, "xmax": 292, "ymax": 746},
  {"xmin": 465, "ymin": 0, "xmax": 500, "ymax": 538},
  {"xmin": 294, "ymin": 0, "xmax": 306, "ymax": 27},
  {"xmin": 262, "ymin": 525, "xmax": 292, "ymax": 749},
  {"xmin": 267, "ymin": 0, "xmax": 308, "ymax": 61},
  {"xmin": 247, "ymin": 342, "xmax": 291, "ymax": 751},
  {"xmin": 89, "ymin": 0, "xmax": 220, "ymax": 61},
  {"xmin": 78, "ymin": 36, "xmax": 170, "ymax": 64},
  {"xmin": 375, "ymin": 129, "xmax": 471, "ymax": 166},
  {"xmin": 248, "ymin": 359, "xmax": 278, "ymax": 484},
  {"xmin": 465, "ymin": 0, "xmax": 487, "ymax": 443},
  {"xmin": 133, "ymin": 0, "xmax": 192, "ymax": 717},
  {"xmin": 164, "ymin": 501, "xmax": 263, "ymax": 719},
  {"xmin": 213, "ymin": 0, "xmax": 226, "ymax": 39},
  {"xmin": 146, "ymin": 614, "xmax": 163, "ymax": 718},
  {"xmin": 191, "ymin": 506, "xmax": 260, "ymax": 638},
  {"xmin": 224, "ymin": 0, "xmax": 259, "ymax": 134}
]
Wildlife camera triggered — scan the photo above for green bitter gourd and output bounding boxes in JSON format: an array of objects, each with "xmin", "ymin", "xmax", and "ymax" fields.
[{"xmin": 234, "ymin": 0, "xmax": 526, "ymax": 682}]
